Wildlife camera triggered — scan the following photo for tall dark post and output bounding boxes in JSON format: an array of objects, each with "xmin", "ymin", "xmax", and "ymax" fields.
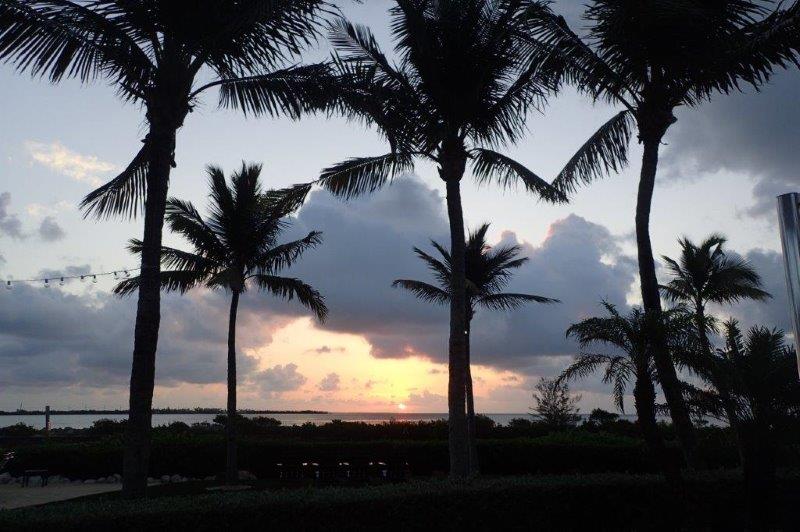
[
  {"xmin": 45, "ymin": 405, "xmax": 50, "ymax": 436},
  {"xmin": 777, "ymin": 192, "xmax": 800, "ymax": 377}
]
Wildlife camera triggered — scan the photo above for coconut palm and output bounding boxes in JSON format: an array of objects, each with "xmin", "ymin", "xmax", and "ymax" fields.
[
  {"xmin": 393, "ymin": 223, "xmax": 558, "ymax": 473},
  {"xmin": 280, "ymin": 0, "xmax": 566, "ymax": 479},
  {"xmin": 661, "ymin": 234, "xmax": 771, "ymax": 355},
  {"xmin": 560, "ymin": 302, "xmax": 693, "ymax": 482},
  {"xmin": 116, "ymin": 162, "xmax": 327, "ymax": 485},
  {"xmin": 683, "ymin": 320, "xmax": 800, "ymax": 526},
  {"xmin": 0, "ymin": 0, "xmax": 331, "ymax": 496},
  {"xmin": 520, "ymin": 0, "xmax": 800, "ymax": 469}
]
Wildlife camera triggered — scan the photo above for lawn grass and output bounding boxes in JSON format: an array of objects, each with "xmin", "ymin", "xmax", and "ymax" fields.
[{"xmin": 1, "ymin": 471, "xmax": 797, "ymax": 530}]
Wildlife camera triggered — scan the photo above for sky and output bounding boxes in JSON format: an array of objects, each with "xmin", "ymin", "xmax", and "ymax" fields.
[{"xmin": 0, "ymin": 1, "xmax": 799, "ymax": 414}]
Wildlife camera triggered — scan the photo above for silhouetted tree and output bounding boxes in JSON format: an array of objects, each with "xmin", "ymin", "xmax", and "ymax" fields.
[
  {"xmin": 393, "ymin": 223, "xmax": 557, "ymax": 473},
  {"xmin": 116, "ymin": 163, "xmax": 327, "ymax": 485},
  {"xmin": 282, "ymin": 0, "xmax": 566, "ymax": 478},
  {"xmin": 531, "ymin": 377, "xmax": 580, "ymax": 429},
  {"xmin": 683, "ymin": 320, "xmax": 800, "ymax": 527},
  {"xmin": 561, "ymin": 302, "xmax": 693, "ymax": 483},
  {"xmin": 0, "ymin": 0, "xmax": 332, "ymax": 497},
  {"xmin": 661, "ymin": 234, "xmax": 771, "ymax": 355},
  {"xmin": 521, "ymin": 0, "xmax": 800, "ymax": 469}
]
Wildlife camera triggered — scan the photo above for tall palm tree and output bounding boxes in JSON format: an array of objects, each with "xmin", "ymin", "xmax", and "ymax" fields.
[
  {"xmin": 393, "ymin": 223, "xmax": 558, "ymax": 473},
  {"xmin": 661, "ymin": 234, "xmax": 771, "ymax": 355},
  {"xmin": 683, "ymin": 320, "xmax": 800, "ymax": 526},
  {"xmin": 281, "ymin": 0, "xmax": 566, "ymax": 479},
  {"xmin": 560, "ymin": 302, "xmax": 692, "ymax": 483},
  {"xmin": 0, "ymin": 0, "xmax": 331, "ymax": 496},
  {"xmin": 521, "ymin": 0, "xmax": 800, "ymax": 469},
  {"xmin": 116, "ymin": 163, "xmax": 327, "ymax": 485}
]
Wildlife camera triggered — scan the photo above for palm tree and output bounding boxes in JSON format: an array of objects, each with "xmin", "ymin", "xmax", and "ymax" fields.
[
  {"xmin": 521, "ymin": 0, "xmax": 800, "ymax": 469},
  {"xmin": 683, "ymin": 320, "xmax": 800, "ymax": 526},
  {"xmin": 281, "ymin": 0, "xmax": 566, "ymax": 479},
  {"xmin": 116, "ymin": 163, "xmax": 327, "ymax": 485},
  {"xmin": 560, "ymin": 302, "xmax": 693, "ymax": 483},
  {"xmin": 0, "ymin": 0, "xmax": 331, "ymax": 496},
  {"xmin": 661, "ymin": 234, "xmax": 771, "ymax": 355},
  {"xmin": 393, "ymin": 223, "xmax": 558, "ymax": 473}
]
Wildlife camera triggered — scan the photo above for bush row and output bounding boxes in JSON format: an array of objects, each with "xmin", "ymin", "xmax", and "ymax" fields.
[
  {"xmin": 1, "ymin": 473, "xmax": 798, "ymax": 530},
  {"xmin": 5, "ymin": 434, "xmax": 747, "ymax": 479}
]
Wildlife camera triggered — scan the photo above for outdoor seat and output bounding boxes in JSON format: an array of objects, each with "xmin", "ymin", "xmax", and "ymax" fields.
[{"xmin": 0, "ymin": 451, "xmax": 14, "ymax": 472}]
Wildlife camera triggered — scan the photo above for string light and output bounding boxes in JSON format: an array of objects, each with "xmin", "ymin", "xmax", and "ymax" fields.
[{"xmin": 2, "ymin": 267, "xmax": 140, "ymax": 290}]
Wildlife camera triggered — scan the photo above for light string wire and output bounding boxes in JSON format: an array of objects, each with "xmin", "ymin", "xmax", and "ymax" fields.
[{"xmin": 4, "ymin": 267, "xmax": 141, "ymax": 289}]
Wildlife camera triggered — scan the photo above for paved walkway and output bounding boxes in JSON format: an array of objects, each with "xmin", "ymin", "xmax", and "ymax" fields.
[{"xmin": 0, "ymin": 483, "xmax": 120, "ymax": 510}]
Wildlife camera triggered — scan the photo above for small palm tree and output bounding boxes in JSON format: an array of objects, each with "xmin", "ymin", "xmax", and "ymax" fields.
[
  {"xmin": 393, "ymin": 223, "xmax": 558, "ymax": 473},
  {"xmin": 521, "ymin": 0, "xmax": 800, "ymax": 469},
  {"xmin": 560, "ymin": 302, "xmax": 692, "ymax": 482},
  {"xmin": 116, "ymin": 163, "xmax": 327, "ymax": 485},
  {"xmin": 683, "ymin": 320, "xmax": 800, "ymax": 526},
  {"xmin": 661, "ymin": 234, "xmax": 771, "ymax": 354},
  {"xmin": 0, "ymin": 0, "xmax": 331, "ymax": 496},
  {"xmin": 284, "ymin": 0, "xmax": 566, "ymax": 479}
]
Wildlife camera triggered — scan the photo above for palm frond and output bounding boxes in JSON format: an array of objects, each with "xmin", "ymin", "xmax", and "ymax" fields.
[
  {"xmin": 477, "ymin": 292, "xmax": 559, "ymax": 311},
  {"xmin": 317, "ymin": 152, "xmax": 414, "ymax": 200},
  {"xmin": 253, "ymin": 231, "xmax": 322, "ymax": 273},
  {"xmin": 391, "ymin": 279, "xmax": 449, "ymax": 305},
  {"xmin": 470, "ymin": 148, "xmax": 567, "ymax": 203},
  {"xmin": 552, "ymin": 110, "xmax": 635, "ymax": 195},
  {"xmin": 79, "ymin": 142, "xmax": 148, "ymax": 219},
  {"xmin": 252, "ymin": 274, "xmax": 327, "ymax": 322},
  {"xmin": 113, "ymin": 269, "xmax": 206, "ymax": 297},
  {"xmin": 212, "ymin": 63, "xmax": 334, "ymax": 118}
]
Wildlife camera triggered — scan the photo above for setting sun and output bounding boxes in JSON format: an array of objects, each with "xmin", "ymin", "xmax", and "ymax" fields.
[{"xmin": 397, "ymin": 403, "xmax": 407, "ymax": 411}]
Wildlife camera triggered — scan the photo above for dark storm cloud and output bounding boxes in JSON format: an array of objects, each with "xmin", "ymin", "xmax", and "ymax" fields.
[
  {"xmin": 0, "ymin": 284, "xmax": 258, "ymax": 389},
  {"xmin": 0, "ymin": 192, "xmax": 24, "ymax": 239},
  {"xmin": 253, "ymin": 363, "xmax": 307, "ymax": 396},
  {"xmin": 254, "ymin": 176, "xmax": 638, "ymax": 376},
  {"xmin": 38, "ymin": 216, "xmax": 66, "ymax": 242},
  {"xmin": 661, "ymin": 69, "xmax": 800, "ymax": 217}
]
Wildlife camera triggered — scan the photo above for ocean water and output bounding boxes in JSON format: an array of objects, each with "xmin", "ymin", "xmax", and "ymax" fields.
[{"xmin": 0, "ymin": 412, "xmax": 579, "ymax": 430}]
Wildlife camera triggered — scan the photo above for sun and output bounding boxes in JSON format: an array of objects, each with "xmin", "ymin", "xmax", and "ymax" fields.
[{"xmin": 397, "ymin": 403, "xmax": 407, "ymax": 411}]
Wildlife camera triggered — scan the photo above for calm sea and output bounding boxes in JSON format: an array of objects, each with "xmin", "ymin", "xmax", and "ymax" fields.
[{"xmin": 0, "ymin": 412, "xmax": 557, "ymax": 430}]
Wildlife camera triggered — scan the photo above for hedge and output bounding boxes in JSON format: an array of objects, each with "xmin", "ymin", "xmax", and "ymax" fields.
[
  {"xmin": 5, "ymin": 435, "xmax": 680, "ymax": 479},
  {"xmin": 1, "ymin": 473, "xmax": 798, "ymax": 530}
]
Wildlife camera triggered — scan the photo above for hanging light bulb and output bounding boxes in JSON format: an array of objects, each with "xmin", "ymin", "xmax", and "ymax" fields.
[
  {"xmin": 124, "ymin": 270, "xmax": 130, "ymax": 278},
  {"xmin": 5, "ymin": 280, "xmax": 11, "ymax": 290},
  {"xmin": 113, "ymin": 271, "xmax": 119, "ymax": 279},
  {"xmin": 92, "ymin": 275, "xmax": 98, "ymax": 284},
  {"xmin": 80, "ymin": 275, "xmax": 85, "ymax": 282},
  {"xmin": 59, "ymin": 277, "xmax": 65, "ymax": 287}
]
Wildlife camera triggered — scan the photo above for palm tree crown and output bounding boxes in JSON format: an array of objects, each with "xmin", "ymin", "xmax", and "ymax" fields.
[
  {"xmin": 393, "ymin": 223, "xmax": 558, "ymax": 316},
  {"xmin": 116, "ymin": 162, "xmax": 328, "ymax": 318},
  {"xmin": 0, "ymin": 0, "xmax": 332, "ymax": 217},
  {"xmin": 661, "ymin": 234, "xmax": 771, "ymax": 319},
  {"xmin": 562, "ymin": 302, "xmax": 690, "ymax": 412}
]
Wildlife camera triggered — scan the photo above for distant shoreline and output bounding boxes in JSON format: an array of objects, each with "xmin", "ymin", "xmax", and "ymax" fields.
[{"xmin": 0, "ymin": 409, "xmax": 329, "ymax": 416}]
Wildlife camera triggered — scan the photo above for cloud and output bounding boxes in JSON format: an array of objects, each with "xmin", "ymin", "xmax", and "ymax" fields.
[
  {"xmin": 26, "ymin": 201, "xmax": 72, "ymax": 218},
  {"xmin": 661, "ymin": 69, "xmax": 800, "ymax": 218},
  {"xmin": 0, "ymin": 192, "xmax": 24, "ymax": 239},
  {"xmin": 318, "ymin": 372, "xmax": 341, "ymax": 392},
  {"xmin": 0, "ymin": 285, "xmax": 259, "ymax": 391},
  {"xmin": 308, "ymin": 345, "xmax": 345, "ymax": 354},
  {"xmin": 26, "ymin": 141, "xmax": 116, "ymax": 186},
  {"xmin": 38, "ymin": 216, "xmax": 66, "ymax": 242},
  {"xmin": 255, "ymin": 175, "xmax": 637, "ymax": 377},
  {"xmin": 253, "ymin": 363, "xmax": 307, "ymax": 396}
]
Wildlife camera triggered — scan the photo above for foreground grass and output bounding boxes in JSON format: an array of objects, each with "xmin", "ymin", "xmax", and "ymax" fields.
[{"xmin": 1, "ymin": 472, "xmax": 798, "ymax": 530}]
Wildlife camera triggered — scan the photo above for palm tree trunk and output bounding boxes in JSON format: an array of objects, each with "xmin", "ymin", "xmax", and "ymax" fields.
[
  {"xmin": 122, "ymin": 122, "xmax": 176, "ymax": 499},
  {"xmin": 740, "ymin": 420, "xmax": 776, "ymax": 529},
  {"xmin": 225, "ymin": 290, "xmax": 240, "ymax": 484},
  {"xmin": 465, "ymin": 317, "xmax": 479, "ymax": 476},
  {"xmin": 636, "ymin": 136, "xmax": 700, "ymax": 470},
  {"xmin": 633, "ymin": 375, "xmax": 682, "ymax": 489},
  {"xmin": 441, "ymin": 148, "xmax": 470, "ymax": 480}
]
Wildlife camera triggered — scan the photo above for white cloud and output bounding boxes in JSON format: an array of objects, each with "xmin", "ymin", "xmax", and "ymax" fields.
[
  {"xmin": 26, "ymin": 141, "xmax": 116, "ymax": 186},
  {"xmin": 253, "ymin": 363, "xmax": 307, "ymax": 397},
  {"xmin": 318, "ymin": 372, "xmax": 341, "ymax": 392},
  {"xmin": 26, "ymin": 201, "xmax": 72, "ymax": 218}
]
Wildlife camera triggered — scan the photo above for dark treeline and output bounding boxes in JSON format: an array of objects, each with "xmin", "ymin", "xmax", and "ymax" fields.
[{"xmin": 0, "ymin": 409, "xmax": 328, "ymax": 416}]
